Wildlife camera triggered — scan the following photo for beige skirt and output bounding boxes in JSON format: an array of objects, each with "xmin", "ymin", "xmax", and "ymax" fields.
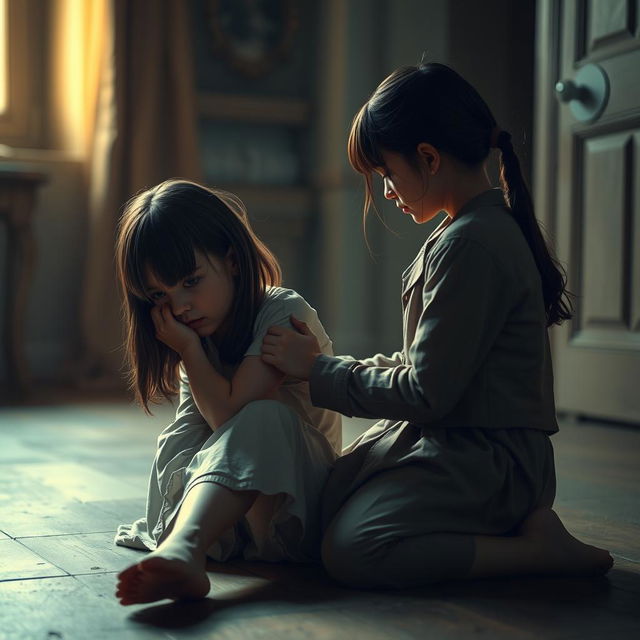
[{"xmin": 115, "ymin": 400, "xmax": 337, "ymax": 563}]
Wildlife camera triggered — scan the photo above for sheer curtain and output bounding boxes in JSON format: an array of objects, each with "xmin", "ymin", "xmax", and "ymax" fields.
[{"xmin": 77, "ymin": 0, "xmax": 202, "ymax": 386}]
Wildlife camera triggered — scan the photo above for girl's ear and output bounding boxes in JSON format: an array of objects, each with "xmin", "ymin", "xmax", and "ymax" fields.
[
  {"xmin": 416, "ymin": 142, "xmax": 440, "ymax": 175},
  {"xmin": 225, "ymin": 248, "xmax": 239, "ymax": 276}
]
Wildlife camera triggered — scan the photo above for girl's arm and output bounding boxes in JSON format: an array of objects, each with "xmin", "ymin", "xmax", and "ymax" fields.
[
  {"xmin": 152, "ymin": 304, "xmax": 284, "ymax": 431},
  {"xmin": 312, "ymin": 237, "xmax": 515, "ymax": 422},
  {"xmin": 264, "ymin": 320, "xmax": 404, "ymax": 373},
  {"xmin": 181, "ymin": 346, "xmax": 284, "ymax": 430},
  {"xmin": 264, "ymin": 237, "xmax": 515, "ymax": 423},
  {"xmin": 174, "ymin": 364, "xmax": 209, "ymax": 426}
]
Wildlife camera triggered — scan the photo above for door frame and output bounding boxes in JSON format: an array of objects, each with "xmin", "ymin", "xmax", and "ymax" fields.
[{"xmin": 533, "ymin": 0, "xmax": 563, "ymax": 376}]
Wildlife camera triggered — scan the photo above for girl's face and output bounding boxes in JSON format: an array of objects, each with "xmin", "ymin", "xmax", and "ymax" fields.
[
  {"xmin": 375, "ymin": 147, "xmax": 443, "ymax": 224},
  {"xmin": 144, "ymin": 249, "xmax": 237, "ymax": 339}
]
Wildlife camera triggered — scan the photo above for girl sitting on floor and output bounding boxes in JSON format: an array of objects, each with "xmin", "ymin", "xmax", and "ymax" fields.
[{"xmin": 113, "ymin": 179, "xmax": 341, "ymax": 605}]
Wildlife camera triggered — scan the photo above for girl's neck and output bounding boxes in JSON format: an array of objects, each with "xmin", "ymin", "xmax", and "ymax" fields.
[{"xmin": 441, "ymin": 164, "xmax": 493, "ymax": 219}]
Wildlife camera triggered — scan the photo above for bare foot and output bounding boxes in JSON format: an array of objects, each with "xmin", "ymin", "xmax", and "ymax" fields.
[
  {"xmin": 115, "ymin": 539, "xmax": 210, "ymax": 606},
  {"xmin": 517, "ymin": 508, "xmax": 614, "ymax": 577}
]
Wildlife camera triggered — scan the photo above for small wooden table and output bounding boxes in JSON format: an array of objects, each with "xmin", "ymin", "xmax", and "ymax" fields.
[{"xmin": 0, "ymin": 166, "xmax": 47, "ymax": 399}]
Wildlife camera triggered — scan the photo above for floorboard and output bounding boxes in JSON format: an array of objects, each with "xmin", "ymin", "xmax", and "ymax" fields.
[{"xmin": 0, "ymin": 395, "xmax": 638, "ymax": 639}]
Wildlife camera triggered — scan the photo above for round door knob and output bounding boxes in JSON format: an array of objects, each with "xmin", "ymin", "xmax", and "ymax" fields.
[
  {"xmin": 555, "ymin": 80, "xmax": 585, "ymax": 102},
  {"xmin": 555, "ymin": 63, "xmax": 610, "ymax": 123}
]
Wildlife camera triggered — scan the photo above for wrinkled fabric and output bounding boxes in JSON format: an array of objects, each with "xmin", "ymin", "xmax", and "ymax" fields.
[
  {"xmin": 115, "ymin": 287, "xmax": 340, "ymax": 562},
  {"xmin": 311, "ymin": 188, "xmax": 558, "ymax": 433},
  {"xmin": 321, "ymin": 426, "xmax": 556, "ymax": 587},
  {"xmin": 309, "ymin": 189, "xmax": 559, "ymax": 555}
]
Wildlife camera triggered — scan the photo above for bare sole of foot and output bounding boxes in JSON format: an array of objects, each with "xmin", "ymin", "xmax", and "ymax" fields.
[
  {"xmin": 518, "ymin": 508, "xmax": 614, "ymax": 577},
  {"xmin": 116, "ymin": 554, "xmax": 210, "ymax": 606}
]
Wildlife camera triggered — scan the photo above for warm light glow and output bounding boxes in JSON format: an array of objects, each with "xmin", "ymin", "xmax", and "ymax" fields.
[
  {"xmin": 51, "ymin": 0, "xmax": 94, "ymax": 155},
  {"xmin": 0, "ymin": 0, "xmax": 6, "ymax": 113}
]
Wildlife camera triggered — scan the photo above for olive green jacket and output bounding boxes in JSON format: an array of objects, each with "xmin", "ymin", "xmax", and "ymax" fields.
[{"xmin": 310, "ymin": 188, "xmax": 559, "ymax": 434}]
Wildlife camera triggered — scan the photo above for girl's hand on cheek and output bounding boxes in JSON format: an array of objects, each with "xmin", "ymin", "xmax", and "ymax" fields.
[
  {"xmin": 150, "ymin": 304, "xmax": 200, "ymax": 356},
  {"xmin": 261, "ymin": 315, "xmax": 321, "ymax": 380}
]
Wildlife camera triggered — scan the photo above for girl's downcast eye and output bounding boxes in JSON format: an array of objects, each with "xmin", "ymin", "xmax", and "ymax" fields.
[{"xmin": 144, "ymin": 275, "xmax": 201, "ymax": 302}]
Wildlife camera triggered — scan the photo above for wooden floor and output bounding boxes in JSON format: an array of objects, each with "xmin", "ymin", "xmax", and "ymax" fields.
[{"xmin": 0, "ymin": 392, "xmax": 639, "ymax": 639}]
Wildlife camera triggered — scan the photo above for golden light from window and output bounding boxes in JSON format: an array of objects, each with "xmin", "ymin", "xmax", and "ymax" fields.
[{"xmin": 0, "ymin": 0, "xmax": 6, "ymax": 113}]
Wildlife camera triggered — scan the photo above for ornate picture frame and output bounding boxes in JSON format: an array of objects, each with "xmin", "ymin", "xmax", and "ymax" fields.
[{"xmin": 208, "ymin": 0, "xmax": 299, "ymax": 77}]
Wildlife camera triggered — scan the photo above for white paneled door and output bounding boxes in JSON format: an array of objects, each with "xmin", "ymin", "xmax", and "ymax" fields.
[{"xmin": 535, "ymin": 0, "xmax": 640, "ymax": 423}]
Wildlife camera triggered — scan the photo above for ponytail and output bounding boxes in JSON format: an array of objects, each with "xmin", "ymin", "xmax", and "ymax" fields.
[
  {"xmin": 495, "ymin": 130, "xmax": 574, "ymax": 326},
  {"xmin": 347, "ymin": 62, "xmax": 575, "ymax": 327}
]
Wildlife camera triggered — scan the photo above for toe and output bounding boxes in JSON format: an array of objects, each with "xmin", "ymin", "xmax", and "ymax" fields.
[
  {"xmin": 116, "ymin": 574, "xmax": 143, "ymax": 598},
  {"xmin": 118, "ymin": 596, "xmax": 139, "ymax": 606},
  {"xmin": 117, "ymin": 563, "xmax": 143, "ymax": 581},
  {"xmin": 116, "ymin": 571, "xmax": 142, "ymax": 593},
  {"xmin": 117, "ymin": 583, "xmax": 147, "ymax": 605},
  {"xmin": 117, "ymin": 587, "xmax": 139, "ymax": 605}
]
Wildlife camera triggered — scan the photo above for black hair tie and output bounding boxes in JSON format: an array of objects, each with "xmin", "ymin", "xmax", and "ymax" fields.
[{"xmin": 497, "ymin": 129, "xmax": 513, "ymax": 152}]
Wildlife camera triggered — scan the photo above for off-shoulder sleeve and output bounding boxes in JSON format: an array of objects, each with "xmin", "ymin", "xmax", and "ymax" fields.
[{"xmin": 310, "ymin": 237, "xmax": 515, "ymax": 422}]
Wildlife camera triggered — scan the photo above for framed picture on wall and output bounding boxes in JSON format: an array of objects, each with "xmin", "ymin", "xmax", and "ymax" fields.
[{"xmin": 208, "ymin": 0, "xmax": 299, "ymax": 77}]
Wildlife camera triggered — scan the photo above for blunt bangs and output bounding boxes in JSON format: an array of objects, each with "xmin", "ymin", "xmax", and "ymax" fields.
[
  {"xmin": 126, "ymin": 213, "xmax": 201, "ymax": 301},
  {"xmin": 121, "ymin": 184, "xmax": 236, "ymax": 302},
  {"xmin": 116, "ymin": 178, "xmax": 283, "ymax": 412}
]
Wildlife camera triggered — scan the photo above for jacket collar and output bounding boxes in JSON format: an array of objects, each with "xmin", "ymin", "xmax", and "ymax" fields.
[
  {"xmin": 401, "ymin": 217, "xmax": 448, "ymax": 293},
  {"xmin": 451, "ymin": 187, "xmax": 506, "ymax": 222},
  {"xmin": 401, "ymin": 188, "xmax": 506, "ymax": 295}
]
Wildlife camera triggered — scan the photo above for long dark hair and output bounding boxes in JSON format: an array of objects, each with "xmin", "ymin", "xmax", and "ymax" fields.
[
  {"xmin": 348, "ymin": 62, "xmax": 573, "ymax": 327},
  {"xmin": 115, "ymin": 179, "xmax": 282, "ymax": 411}
]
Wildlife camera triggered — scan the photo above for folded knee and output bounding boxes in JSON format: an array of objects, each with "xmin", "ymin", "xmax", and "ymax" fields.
[
  {"xmin": 234, "ymin": 400, "xmax": 297, "ymax": 423},
  {"xmin": 321, "ymin": 520, "xmax": 470, "ymax": 589},
  {"xmin": 321, "ymin": 524, "xmax": 375, "ymax": 589},
  {"xmin": 239, "ymin": 399, "xmax": 293, "ymax": 419},
  {"xmin": 229, "ymin": 400, "xmax": 299, "ymax": 437}
]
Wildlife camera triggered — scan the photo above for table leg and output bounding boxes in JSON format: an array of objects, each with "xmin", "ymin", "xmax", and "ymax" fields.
[{"xmin": 3, "ymin": 189, "xmax": 36, "ymax": 398}]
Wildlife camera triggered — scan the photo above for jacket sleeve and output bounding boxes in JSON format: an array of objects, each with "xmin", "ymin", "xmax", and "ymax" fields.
[
  {"xmin": 333, "ymin": 351, "xmax": 405, "ymax": 368},
  {"xmin": 359, "ymin": 351, "xmax": 405, "ymax": 367},
  {"xmin": 309, "ymin": 237, "xmax": 515, "ymax": 422}
]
